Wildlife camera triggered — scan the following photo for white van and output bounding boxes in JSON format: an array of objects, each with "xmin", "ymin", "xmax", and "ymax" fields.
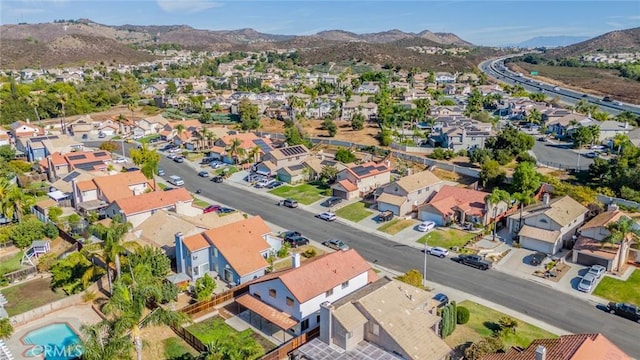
[{"xmin": 168, "ymin": 175, "xmax": 184, "ymax": 186}]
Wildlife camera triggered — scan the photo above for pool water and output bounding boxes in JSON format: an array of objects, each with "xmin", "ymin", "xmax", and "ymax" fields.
[{"xmin": 22, "ymin": 323, "xmax": 83, "ymax": 360}]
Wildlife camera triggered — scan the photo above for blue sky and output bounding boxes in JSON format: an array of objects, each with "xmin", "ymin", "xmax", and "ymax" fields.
[{"xmin": 1, "ymin": 1, "xmax": 639, "ymax": 45}]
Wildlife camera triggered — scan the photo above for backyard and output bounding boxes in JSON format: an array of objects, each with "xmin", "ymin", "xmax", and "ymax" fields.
[
  {"xmin": 377, "ymin": 219, "xmax": 416, "ymax": 235},
  {"xmin": 417, "ymin": 228, "xmax": 475, "ymax": 249},
  {"xmin": 445, "ymin": 301, "xmax": 558, "ymax": 351},
  {"xmin": 1, "ymin": 277, "xmax": 68, "ymax": 316},
  {"xmin": 335, "ymin": 202, "xmax": 373, "ymax": 222},
  {"xmin": 187, "ymin": 316, "xmax": 273, "ymax": 358},
  {"xmin": 593, "ymin": 270, "xmax": 640, "ymax": 305},
  {"xmin": 0, "ymin": 252, "xmax": 23, "ymax": 276},
  {"xmin": 268, "ymin": 183, "xmax": 327, "ymax": 205}
]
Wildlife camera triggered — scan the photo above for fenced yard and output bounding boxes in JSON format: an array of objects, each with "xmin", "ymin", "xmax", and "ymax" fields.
[{"xmin": 1, "ymin": 277, "xmax": 67, "ymax": 316}]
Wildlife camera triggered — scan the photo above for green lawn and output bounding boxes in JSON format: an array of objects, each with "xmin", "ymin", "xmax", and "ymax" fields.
[
  {"xmin": 0, "ymin": 252, "xmax": 23, "ymax": 276},
  {"xmin": 454, "ymin": 301, "xmax": 558, "ymax": 349},
  {"xmin": 335, "ymin": 202, "xmax": 373, "ymax": 222},
  {"xmin": 158, "ymin": 183, "xmax": 168, "ymax": 190},
  {"xmin": 186, "ymin": 153, "xmax": 204, "ymax": 161},
  {"xmin": 268, "ymin": 184, "xmax": 327, "ymax": 205},
  {"xmin": 163, "ymin": 337, "xmax": 197, "ymax": 360},
  {"xmin": 594, "ymin": 269, "xmax": 640, "ymax": 305},
  {"xmin": 417, "ymin": 228, "xmax": 475, "ymax": 249},
  {"xmin": 187, "ymin": 317, "xmax": 267, "ymax": 358},
  {"xmin": 139, "ymin": 134, "xmax": 161, "ymax": 144},
  {"xmin": 377, "ymin": 219, "xmax": 415, "ymax": 235},
  {"xmin": 192, "ymin": 198, "xmax": 209, "ymax": 208},
  {"xmin": 2, "ymin": 278, "xmax": 68, "ymax": 316},
  {"xmin": 216, "ymin": 166, "xmax": 239, "ymax": 176}
]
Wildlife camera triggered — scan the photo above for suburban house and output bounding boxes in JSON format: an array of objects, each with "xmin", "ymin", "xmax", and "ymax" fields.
[
  {"xmin": 435, "ymin": 72, "xmax": 456, "ymax": 84},
  {"xmin": 483, "ymin": 333, "xmax": 630, "ymax": 360},
  {"xmin": 567, "ymin": 119, "xmax": 634, "ymax": 142},
  {"xmin": 301, "ymin": 158, "xmax": 347, "ymax": 182},
  {"xmin": 298, "ymin": 276, "xmax": 451, "ymax": 360},
  {"xmin": 418, "ymin": 185, "xmax": 506, "ymax": 226},
  {"xmin": 430, "ymin": 106, "xmax": 464, "ymax": 117},
  {"xmin": 262, "ymin": 145, "xmax": 310, "ymax": 168},
  {"xmin": 132, "ymin": 114, "xmax": 169, "ymax": 137},
  {"xmin": 341, "ymin": 101, "xmax": 378, "ymax": 121},
  {"xmin": 68, "ymin": 116, "xmax": 96, "ymax": 138},
  {"xmin": 428, "ymin": 116, "xmax": 493, "ymax": 151},
  {"xmin": 212, "ymin": 133, "xmax": 274, "ymax": 164},
  {"xmin": 10, "ymin": 121, "xmax": 44, "ymax": 139},
  {"xmin": 43, "ymin": 150, "xmax": 112, "ymax": 181},
  {"xmin": 72, "ymin": 170, "xmax": 155, "ymax": 215},
  {"xmin": 0, "ymin": 129, "xmax": 10, "ymax": 146},
  {"xmin": 104, "ymin": 187, "xmax": 195, "ymax": 227},
  {"xmin": 237, "ymin": 249, "xmax": 378, "ymax": 336},
  {"xmin": 175, "ymin": 216, "xmax": 281, "ymax": 284},
  {"xmin": 546, "ymin": 113, "xmax": 595, "ymax": 138},
  {"xmin": 507, "ymin": 195, "xmax": 588, "ymax": 255},
  {"xmin": 355, "ymin": 82, "xmax": 380, "ymax": 94},
  {"xmin": 331, "ymin": 161, "xmax": 392, "ymax": 200},
  {"xmin": 376, "ymin": 170, "xmax": 444, "ymax": 216},
  {"xmin": 23, "ymin": 135, "xmax": 84, "ymax": 162},
  {"xmin": 572, "ymin": 209, "xmax": 631, "ymax": 272}
]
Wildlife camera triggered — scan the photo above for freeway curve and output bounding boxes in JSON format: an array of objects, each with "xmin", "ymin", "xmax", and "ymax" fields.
[
  {"xmin": 154, "ymin": 155, "xmax": 640, "ymax": 357},
  {"xmin": 479, "ymin": 56, "xmax": 640, "ymax": 117}
]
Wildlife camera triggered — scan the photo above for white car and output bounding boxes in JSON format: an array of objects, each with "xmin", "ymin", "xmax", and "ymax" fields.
[
  {"xmin": 316, "ymin": 212, "xmax": 337, "ymax": 222},
  {"xmin": 578, "ymin": 273, "xmax": 597, "ymax": 292},
  {"xmin": 428, "ymin": 247, "xmax": 449, "ymax": 258},
  {"xmin": 587, "ymin": 265, "xmax": 606, "ymax": 279},
  {"xmin": 113, "ymin": 157, "xmax": 126, "ymax": 164},
  {"xmin": 417, "ymin": 221, "xmax": 436, "ymax": 232}
]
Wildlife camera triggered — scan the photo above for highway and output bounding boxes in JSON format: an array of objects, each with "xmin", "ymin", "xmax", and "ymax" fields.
[
  {"xmin": 153, "ymin": 153, "xmax": 640, "ymax": 357},
  {"xmin": 479, "ymin": 56, "xmax": 640, "ymax": 117}
]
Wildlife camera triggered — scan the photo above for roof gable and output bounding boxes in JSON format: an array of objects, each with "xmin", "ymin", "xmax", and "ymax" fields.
[
  {"xmin": 393, "ymin": 170, "xmax": 441, "ymax": 193},
  {"xmin": 114, "ymin": 187, "xmax": 192, "ymax": 215}
]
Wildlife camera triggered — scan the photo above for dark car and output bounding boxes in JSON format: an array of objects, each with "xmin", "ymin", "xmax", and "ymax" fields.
[
  {"xmin": 217, "ymin": 207, "xmax": 236, "ymax": 214},
  {"xmin": 455, "ymin": 254, "xmax": 492, "ymax": 270},
  {"xmin": 198, "ymin": 171, "xmax": 209, "ymax": 178},
  {"xmin": 203, "ymin": 205, "xmax": 221, "ymax": 213},
  {"xmin": 280, "ymin": 199, "xmax": 299, "ymax": 208},
  {"xmin": 266, "ymin": 181, "xmax": 283, "ymax": 189},
  {"xmin": 321, "ymin": 197, "xmax": 343, "ymax": 207},
  {"xmin": 285, "ymin": 234, "xmax": 310, "ymax": 247},
  {"xmin": 530, "ymin": 252, "xmax": 547, "ymax": 266},
  {"xmin": 432, "ymin": 293, "xmax": 449, "ymax": 309},
  {"xmin": 281, "ymin": 230, "xmax": 302, "ymax": 239},
  {"xmin": 582, "ymin": 94, "xmax": 588, "ymax": 98},
  {"xmin": 377, "ymin": 211, "xmax": 394, "ymax": 223},
  {"xmin": 607, "ymin": 302, "xmax": 640, "ymax": 322},
  {"xmin": 163, "ymin": 187, "xmax": 175, "ymax": 192},
  {"xmin": 211, "ymin": 176, "xmax": 224, "ymax": 183},
  {"xmin": 602, "ymin": 96, "xmax": 612, "ymax": 102}
]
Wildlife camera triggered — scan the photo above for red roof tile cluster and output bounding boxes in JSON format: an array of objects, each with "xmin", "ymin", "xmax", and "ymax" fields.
[
  {"xmin": 114, "ymin": 187, "xmax": 192, "ymax": 216},
  {"xmin": 76, "ymin": 170, "xmax": 154, "ymax": 202},
  {"xmin": 426, "ymin": 185, "xmax": 488, "ymax": 217}
]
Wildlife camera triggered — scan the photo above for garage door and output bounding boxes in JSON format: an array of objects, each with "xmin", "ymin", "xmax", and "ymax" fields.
[
  {"xmin": 378, "ymin": 203, "xmax": 400, "ymax": 216},
  {"xmin": 520, "ymin": 237, "xmax": 553, "ymax": 254},
  {"xmin": 419, "ymin": 210, "xmax": 444, "ymax": 226},
  {"xmin": 576, "ymin": 253, "xmax": 610, "ymax": 268},
  {"xmin": 332, "ymin": 189, "xmax": 348, "ymax": 199}
]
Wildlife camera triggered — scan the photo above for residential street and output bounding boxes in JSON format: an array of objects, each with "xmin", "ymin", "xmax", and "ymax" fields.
[
  {"xmin": 156, "ymin": 155, "xmax": 640, "ymax": 357},
  {"xmin": 532, "ymin": 139, "xmax": 594, "ymax": 171}
]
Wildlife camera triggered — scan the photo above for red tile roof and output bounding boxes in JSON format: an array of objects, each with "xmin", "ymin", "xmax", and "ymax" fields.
[
  {"xmin": 92, "ymin": 171, "xmax": 154, "ymax": 202},
  {"xmin": 337, "ymin": 179, "xmax": 358, "ymax": 192},
  {"xmin": 114, "ymin": 187, "xmax": 192, "ymax": 216},
  {"xmin": 182, "ymin": 233, "xmax": 210, "ymax": 252},
  {"xmin": 427, "ymin": 185, "xmax": 488, "ymax": 217},
  {"xmin": 219, "ymin": 133, "xmax": 260, "ymax": 149},
  {"xmin": 579, "ymin": 210, "xmax": 626, "ymax": 231}
]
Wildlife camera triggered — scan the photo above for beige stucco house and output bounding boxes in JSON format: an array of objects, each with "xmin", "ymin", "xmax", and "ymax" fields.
[
  {"xmin": 331, "ymin": 161, "xmax": 392, "ymax": 200},
  {"xmin": 376, "ymin": 170, "xmax": 444, "ymax": 216}
]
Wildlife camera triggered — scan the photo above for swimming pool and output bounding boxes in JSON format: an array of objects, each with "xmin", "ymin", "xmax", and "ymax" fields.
[{"xmin": 22, "ymin": 323, "xmax": 83, "ymax": 360}]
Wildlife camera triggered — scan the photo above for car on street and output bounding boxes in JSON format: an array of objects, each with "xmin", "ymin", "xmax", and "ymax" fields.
[
  {"xmin": 98, "ymin": 132, "xmax": 106, "ymax": 139},
  {"xmin": 173, "ymin": 156, "xmax": 185, "ymax": 163},
  {"xmin": 432, "ymin": 293, "xmax": 449, "ymax": 309},
  {"xmin": 585, "ymin": 152, "xmax": 599, "ymax": 158},
  {"xmin": 167, "ymin": 153, "xmax": 177, "ymax": 159},
  {"xmin": 280, "ymin": 199, "xmax": 298, "ymax": 208},
  {"xmin": 113, "ymin": 157, "xmax": 126, "ymax": 164},
  {"xmin": 322, "ymin": 239, "xmax": 349, "ymax": 251},
  {"xmin": 454, "ymin": 254, "xmax": 492, "ymax": 270},
  {"xmin": 587, "ymin": 264, "xmax": 606, "ymax": 279},
  {"xmin": 321, "ymin": 197, "xmax": 343, "ymax": 207},
  {"xmin": 82, "ymin": 134, "xmax": 88, "ymax": 140},
  {"xmin": 606, "ymin": 302, "xmax": 640, "ymax": 323},
  {"xmin": 578, "ymin": 273, "xmax": 597, "ymax": 292},
  {"xmin": 428, "ymin": 247, "xmax": 449, "ymax": 258},
  {"xmin": 614, "ymin": 101, "xmax": 623, "ymax": 106},
  {"xmin": 198, "ymin": 171, "xmax": 210, "ymax": 178},
  {"xmin": 530, "ymin": 252, "xmax": 547, "ymax": 266},
  {"xmin": 203, "ymin": 205, "xmax": 222, "ymax": 213},
  {"xmin": 316, "ymin": 212, "xmax": 337, "ymax": 222},
  {"xmin": 417, "ymin": 221, "xmax": 436, "ymax": 232},
  {"xmin": 157, "ymin": 168, "xmax": 165, "ymax": 176},
  {"xmin": 217, "ymin": 207, "xmax": 236, "ymax": 214},
  {"xmin": 602, "ymin": 96, "xmax": 612, "ymax": 102},
  {"xmin": 211, "ymin": 176, "xmax": 224, "ymax": 183}
]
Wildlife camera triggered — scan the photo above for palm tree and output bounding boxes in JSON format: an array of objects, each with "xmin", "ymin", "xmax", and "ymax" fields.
[
  {"xmin": 247, "ymin": 145, "xmax": 261, "ymax": 164},
  {"xmin": 604, "ymin": 216, "xmax": 640, "ymax": 272},
  {"xmin": 0, "ymin": 179, "xmax": 34, "ymax": 222},
  {"xmin": 612, "ymin": 133, "xmax": 630, "ymax": 154},
  {"xmin": 485, "ymin": 189, "xmax": 511, "ymax": 241},
  {"xmin": 80, "ymin": 320, "xmax": 133, "ymax": 360},
  {"xmin": 56, "ymin": 92, "xmax": 69, "ymax": 134},
  {"xmin": 228, "ymin": 138, "xmax": 246, "ymax": 164},
  {"xmin": 526, "ymin": 108, "xmax": 542, "ymax": 125},
  {"xmin": 174, "ymin": 123, "xmax": 186, "ymax": 141},
  {"xmin": 127, "ymin": 100, "xmax": 138, "ymax": 122},
  {"xmin": 512, "ymin": 191, "xmax": 536, "ymax": 233},
  {"xmin": 90, "ymin": 216, "xmax": 137, "ymax": 294},
  {"xmin": 27, "ymin": 95, "xmax": 41, "ymax": 125},
  {"xmin": 0, "ymin": 318, "xmax": 13, "ymax": 340}
]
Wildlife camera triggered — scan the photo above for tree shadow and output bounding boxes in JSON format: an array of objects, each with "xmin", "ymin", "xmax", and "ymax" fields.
[{"xmin": 483, "ymin": 321, "xmax": 501, "ymax": 333}]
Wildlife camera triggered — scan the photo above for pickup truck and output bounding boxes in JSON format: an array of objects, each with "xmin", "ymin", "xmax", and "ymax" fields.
[
  {"xmin": 607, "ymin": 302, "xmax": 640, "ymax": 323},
  {"xmin": 455, "ymin": 254, "xmax": 492, "ymax": 270}
]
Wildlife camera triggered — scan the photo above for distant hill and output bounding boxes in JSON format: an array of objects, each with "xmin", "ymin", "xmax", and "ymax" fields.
[
  {"xmin": 0, "ymin": 19, "xmax": 481, "ymax": 68},
  {"xmin": 549, "ymin": 27, "xmax": 640, "ymax": 57},
  {"xmin": 509, "ymin": 36, "xmax": 590, "ymax": 48}
]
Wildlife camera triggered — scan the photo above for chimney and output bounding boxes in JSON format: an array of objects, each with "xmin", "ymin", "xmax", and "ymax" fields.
[
  {"xmin": 535, "ymin": 345, "xmax": 546, "ymax": 360},
  {"xmin": 543, "ymin": 193, "xmax": 550, "ymax": 205},
  {"xmin": 292, "ymin": 252, "xmax": 301, "ymax": 268},
  {"xmin": 174, "ymin": 232, "xmax": 185, "ymax": 275}
]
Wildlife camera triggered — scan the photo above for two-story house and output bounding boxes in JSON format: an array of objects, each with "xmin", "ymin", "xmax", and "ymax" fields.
[
  {"xmin": 355, "ymin": 82, "xmax": 380, "ymax": 94},
  {"xmin": 298, "ymin": 276, "xmax": 451, "ymax": 360},
  {"xmin": 236, "ymin": 249, "xmax": 377, "ymax": 336},
  {"xmin": 43, "ymin": 150, "xmax": 112, "ymax": 181},
  {"xmin": 258, "ymin": 145, "xmax": 310, "ymax": 178},
  {"xmin": 23, "ymin": 135, "xmax": 84, "ymax": 162},
  {"xmin": 331, "ymin": 161, "xmax": 392, "ymax": 200},
  {"xmin": 376, "ymin": 170, "xmax": 444, "ymax": 216},
  {"xmin": 418, "ymin": 185, "xmax": 507, "ymax": 226},
  {"xmin": 573, "ymin": 208, "xmax": 631, "ymax": 272},
  {"xmin": 175, "ymin": 216, "xmax": 281, "ymax": 284},
  {"xmin": 507, "ymin": 194, "xmax": 588, "ymax": 255},
  {"xmin": 68, "ymin": 116, "xmax": 95, "ymax": 138},
  {"xmin": 212, "ymin": 133, "xmax": 274, "ymax": 164},
  {"xmin": 105, "ymin": 187, "xmax": 195, "ymax": 227},
  {"xmin": 429, "ymin": 116, "xmax": 493, "ymax": 151},
  {"xmin": 435, "ymin": 72, "xmax": 456, "ymax": 84},
  {"xmin": 10, "ymin": 120, "xmax": 44, "ymax": 140},
  {"xmin": 72, "ymin": 170, "xmax": 155, "ymax": 215}
]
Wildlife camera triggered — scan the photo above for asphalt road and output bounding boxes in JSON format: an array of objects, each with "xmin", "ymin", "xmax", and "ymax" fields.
[
  {"xmin": 154, "ymin": 155, "xmax": 640, "ymax": 357},
  {"xmin": 532, "ymin": 140, "xmax": 594, "ymax": 170}
]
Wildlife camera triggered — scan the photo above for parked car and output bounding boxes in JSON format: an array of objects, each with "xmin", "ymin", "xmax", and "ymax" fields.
[
  {"xmin": 280, "ymin": 199, "xmax": 298, "ymax": 208},
  {"xmin": 587, "ymin": 265, "xmax": 606, "ymax": 279},
  {"xmin": 198, "ymin": 171, "xmax": 210, "ymax": 178},
  {"xmin": 167, "ymin": 153, "xmax": 177, "ymax": 160},
  {"xmin": 417, "ymin": 221, "xmax": 436, "ymax": 232},
  {"xmin": 316, "ymin": 212, "xmax": 337, "ymax": 222},
  {"xmin": 113, "ymin": 157, "xmax": 126, "ymax": 164},
  {"xmin": 255, "ymin": 179, "xmax": 275, "ymax": 188},
  {"xmin": 284, "ymin": 234, "xmax": 310, "ymax": 247},
  {"xmin": 455, "ymin": 254, "xmax": 492, "ymax": 270},
  {"xmin": 428, "ymin": 247, "xmax": 449, "ymax": 258},
  {"xmin": 163, "ymin": 187, "xmax": 175, "ymax": 192},
  {"xmin": 211, "ymin": 176, "xmax": 224, "ymax": 183},
  {"xmin": 322, "ymin": 239, "xmax": 349, "ymax": 251},
  {"xmin": 585, "ymin": 152, "xmax": 599, "ymax": 158},
  {"xmin": 203, "ymin": 205, "xmax": 222, "ymax": 213},
  {"xmin": 217, "ymin": 207, "xmax": 236, "ymax": 214},
  {"xmin": 377, "ymin": 211, "xmax": 394, "ymax": 223},
  {"xmin": 578, "ymin": 273, "xmax": 597, "ymax": 292},
  {"xmin": 157, "ymin": 168, "xmax": 165, "ymax": 176},
  {"xmin": 321, "ymin": 197, "xmax": 343, "ymax": 207},
  {"xmin": 98, "ymin": 132, "xmax": 106, "ymax": 138},
  {"xmin": 210, "ymin": 162, "xmax": 223, "ymax": 169},
  {"xmin": 530, "ymin": 252, "xmax": 547, "ymax": 266},
  {"xmin": 82, "ymin": 134, "xmax": 89, "ymax": 140},
  {"xmin": 607, "ymin": 302, "xmax": 640, "ymax": 322},
  {"xmin": 432, "ymin": 293, "xmax": 449, "ymax": 309},
  {"xmin": 281, "ymin": 230, "xmax": 302, "ymax": 240},
  {"xmin": 266, "ymin": 181, "xmax": 283, "ymax": 189},
  {"xmin": 173, "ymin": 156, "xmax": 185, "ymax": 163}
]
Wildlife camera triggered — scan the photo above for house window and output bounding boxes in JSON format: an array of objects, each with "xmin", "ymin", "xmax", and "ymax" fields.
[
  {"xmin": 286, "ymin": 297, "xmax": 294, "ymax": 306},
  {"xmin": 372, "ymin": 324, "xmax": 380, "ymax": 336},
  {"xmin": 418, "ymin": 189, "xmax": 422, "ymax": 195},
  {"xmin": 341, "ymin": 281, "xmax": 349, "ymax": 289},
  {"xmin": 269, "ymin": 288, "xmax": 276, "ymax": 298},
  {"xmin": 213, "ymin": 248, "xmax": 218, "ymax": 257},
  {"xmin": 325, "ymin": 288, "xmax": 333, "ymax": 297},
  {"xmin": 301, "ymin": 319, "xmax": 309, "ymax": 331}
]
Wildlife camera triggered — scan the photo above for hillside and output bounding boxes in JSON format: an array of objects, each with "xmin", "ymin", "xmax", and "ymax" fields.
[
  {"xmin": 549, "ymin": 27, "xmax": 640, "ymax": 57},
  {"xmin": 510, "ymin": 36, "xmax": 590, "ymax": 48}
]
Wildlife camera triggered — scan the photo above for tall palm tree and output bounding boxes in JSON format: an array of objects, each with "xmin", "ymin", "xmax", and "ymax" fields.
[
  {"xmin": 247, "ymin": 145, "xmax": 261, "ymax": 164},
  {"xmin": 484, "ymin": 189, "xmax": 511, "ymax": 241},
  {"xmin": 0, "ymin": 179, "xmax": 34, "ymax": 222},
  {"xmin": 27, "ymin": 95, "xmax": 41, "ymax": 124},
  {"xmin": 512, "ymin": 191, "xmax": 536, "ymax": 233},
  {"xmin": 174, "ymin": 123, "xmax": 186, "ymax": 141},
  {"xmin": 56, "ymin": 92, "xmax": 69, "ymax": 134},
  {"xmin": 604, "ymin": 216, "xmax": 640, "ymax": 272},
  {"xmin": 127, "ymin": 100, "xmax": 138, "ymax": 122},
  {"xmin": 80, "ymin": 320, "xmax": 133, "ymax": 360},
  {"xmin": 228, "ymin": 138, "xmax": 246, "ymax": 164},
  {"xmin": 90, "ymin": 216, "xmax": 137, "ymax": 294}
]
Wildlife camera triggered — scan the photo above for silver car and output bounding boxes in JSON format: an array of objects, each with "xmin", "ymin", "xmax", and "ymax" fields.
[
  {"xmin": 578, "ymin": 273, "xmax": 597, "ymax": 292},
  {"xmin": 587, "ymin": 265, "xmax": 606, "ymax": 279},
  {"xmin": 428, "ymin": 247, "xmax": 449, "ymax": 258}
]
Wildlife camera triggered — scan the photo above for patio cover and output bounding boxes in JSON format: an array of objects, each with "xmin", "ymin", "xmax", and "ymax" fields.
[
  {"xmin": 48, "ymin": 190, "xmax": 69, "ymax": 201},
  {"xmin": 236, "ymin": 294, "xmax": 298, "ymax": 330}
]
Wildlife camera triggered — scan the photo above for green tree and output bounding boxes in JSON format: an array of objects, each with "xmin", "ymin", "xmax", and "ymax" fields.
[
  {"xmin": 464, "ymin": 336, "xmax": 504, "ymax": 360},
  {"xmin": 80, "ymin": 320, "xmax": 134, "ymax": 360},
  {"xmin": 129, "ymin": 144, "xmax": 160, "ymax": 179},
  {"xmin": 479, "ymin": 160, "xmax": 506, "ymax": 188},
  {"xmin": 194, "ymin": 273, "xmax": 217, "ymax": 301},
  {"xmin": 513, "ymin": 191, "xmax": 536, "ymax": 231},
  {"xmin": 511, "ymin": 162, "xmax": 540, "ymax": 194},
  {"xmin": 0, "ymin": 318, "xmax": 13, "ymax": 340},
  {"xmin": 90, "ymin": 216, "xmax": 137, "ymax": 294},
  {"xmin": 498, "ymin": 316, "xmax": 518, "ymax": 335},
  {"xmin": 319, "ymin": 165, "xmax": 338, "ymax": 183},
  {"xmin": 99, "ymin": 141, "xmax": 118, "ymax": 153},
  {"xmin": 322, "ymin": 118, "xmax": 337, "ymax": 137},
  {"xmin": 50, "ymin": 252, "xmax": 102, "ymax": 294},
  {"xmin": 0, "ymin": 145, "xmax": 16, "ymax": 162},
  {"xmin": 351, "ymin": 112, "xmax": 365, "ymax": 131},
  {"xmin": 9, "ymin": 216, "xmax": 47, "ymax": 248},
  {"xmin": 239, "ymin": 98, "xmax": 260, "ymax": 130},
  {"xmin": 335, "ymin": 148, "xmax": 356, "ymax": 163},
  {"xmin": 48, "ymin": 206, "xmax": 63, "ymax": 223},
  {"xmin": 396, "ymin": 269, "xmax": 424, "ymax": 288},
  {"xmin": 227, "ymin": 138, "xmax": 247, "ymax": 164},
  {"xmin": 456, "ymin": 306, "xmax": 470, "ymax": 324},
  {"xmin": 526, "ymin": 108, "xmax": 542, "ymax": 125}
]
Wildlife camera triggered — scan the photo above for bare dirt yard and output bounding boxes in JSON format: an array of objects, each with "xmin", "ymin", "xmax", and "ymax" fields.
[{"xmin": 259, "ymin": 118, "xmax": 381, "ymax": 146}]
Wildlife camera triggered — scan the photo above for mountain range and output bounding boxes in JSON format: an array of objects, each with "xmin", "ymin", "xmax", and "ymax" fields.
[{"xmin": 508, "ymin": 36, "xmax": 591, "ymax": 48}]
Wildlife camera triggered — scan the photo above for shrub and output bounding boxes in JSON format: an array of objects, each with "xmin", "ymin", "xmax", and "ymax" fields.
[
  {"xmin": 44, "ymin": 223, "xmax": 59, "ymax": 239},
  {"xmin": 396, "ymin": 269, "xmax": 423, "ymax": 288},
  {"xmin": 465, "ymin": 336, "xmax": 504, "ymax": 360},
  {"xmin": 277, "ymin": 242, "xmax": 290, "ymax": 258},
  {"xmin": 194, "ymin": 273, "xmax": 216, "ymax": 301},
  {"xmin": 37, "ymin": 252, "xmax": 58, "ymax": 272},
  {"xmin": 456, "ymin": 306, "xmax": 470, "ymax": 324},
  {"xmin": 302, "ymin": 248, "xmax": 317, "ymax": 258},
  {"xmin": 82, "ymin": 290, "xmax": 97, "ymax": 303}
]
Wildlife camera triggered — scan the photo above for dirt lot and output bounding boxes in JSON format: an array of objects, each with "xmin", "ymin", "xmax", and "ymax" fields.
[
  {"xmin": 140, "ymin": 325, "xmax": 197, "ymax": 359},
  {"xmin": 41, "ymin": 105, "xmax": 162, "ymax": 126},
  {"xmin": 259, "ymin": 118, "xmax": 381, "ymax": 146},
  {"xmin": 507, "ymin": 62, "xmax": 640, "ymax": 105}
]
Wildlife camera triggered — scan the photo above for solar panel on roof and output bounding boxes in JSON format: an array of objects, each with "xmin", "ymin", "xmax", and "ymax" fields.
[
  {"xmin": 75, "ymin": 161, "xmax": 107, "ymax": 170},
  {"xmin": 352, "ymin": 166, "xmax": 369, "ymax": 176},
  {"xmin": 61, "ymin": 171, "xmax": 80, "ymax": 183},
  {"xmin": 67, "ymin": 154, "xmax": 86, "ymax": 161},
  {"xmin": 290, "ymin": 164, "xmax": 305, "ymax": 171},
  {"xmin": 94, "ymin": 151, "xmax": 107, "ymax": 157},
  {"xmin": 376, "ymin": 166, "xmax": 387, "ymax": 171},
  {"xmin": 253, "ymin": 139, "xmax": 272, "ymax": 153}
]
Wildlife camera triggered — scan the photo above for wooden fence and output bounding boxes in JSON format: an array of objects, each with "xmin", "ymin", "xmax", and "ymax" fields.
[
  {"xmin": 180, "ymin": 291, "xmax": 234, "ymax": 318},
  {"xmin": 171, "ymin": 324, "xmax": 207, "ymax": 353},
  {"xmin": 260, "ymin": 327, "xmax": 320, "ymax": 360}
]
